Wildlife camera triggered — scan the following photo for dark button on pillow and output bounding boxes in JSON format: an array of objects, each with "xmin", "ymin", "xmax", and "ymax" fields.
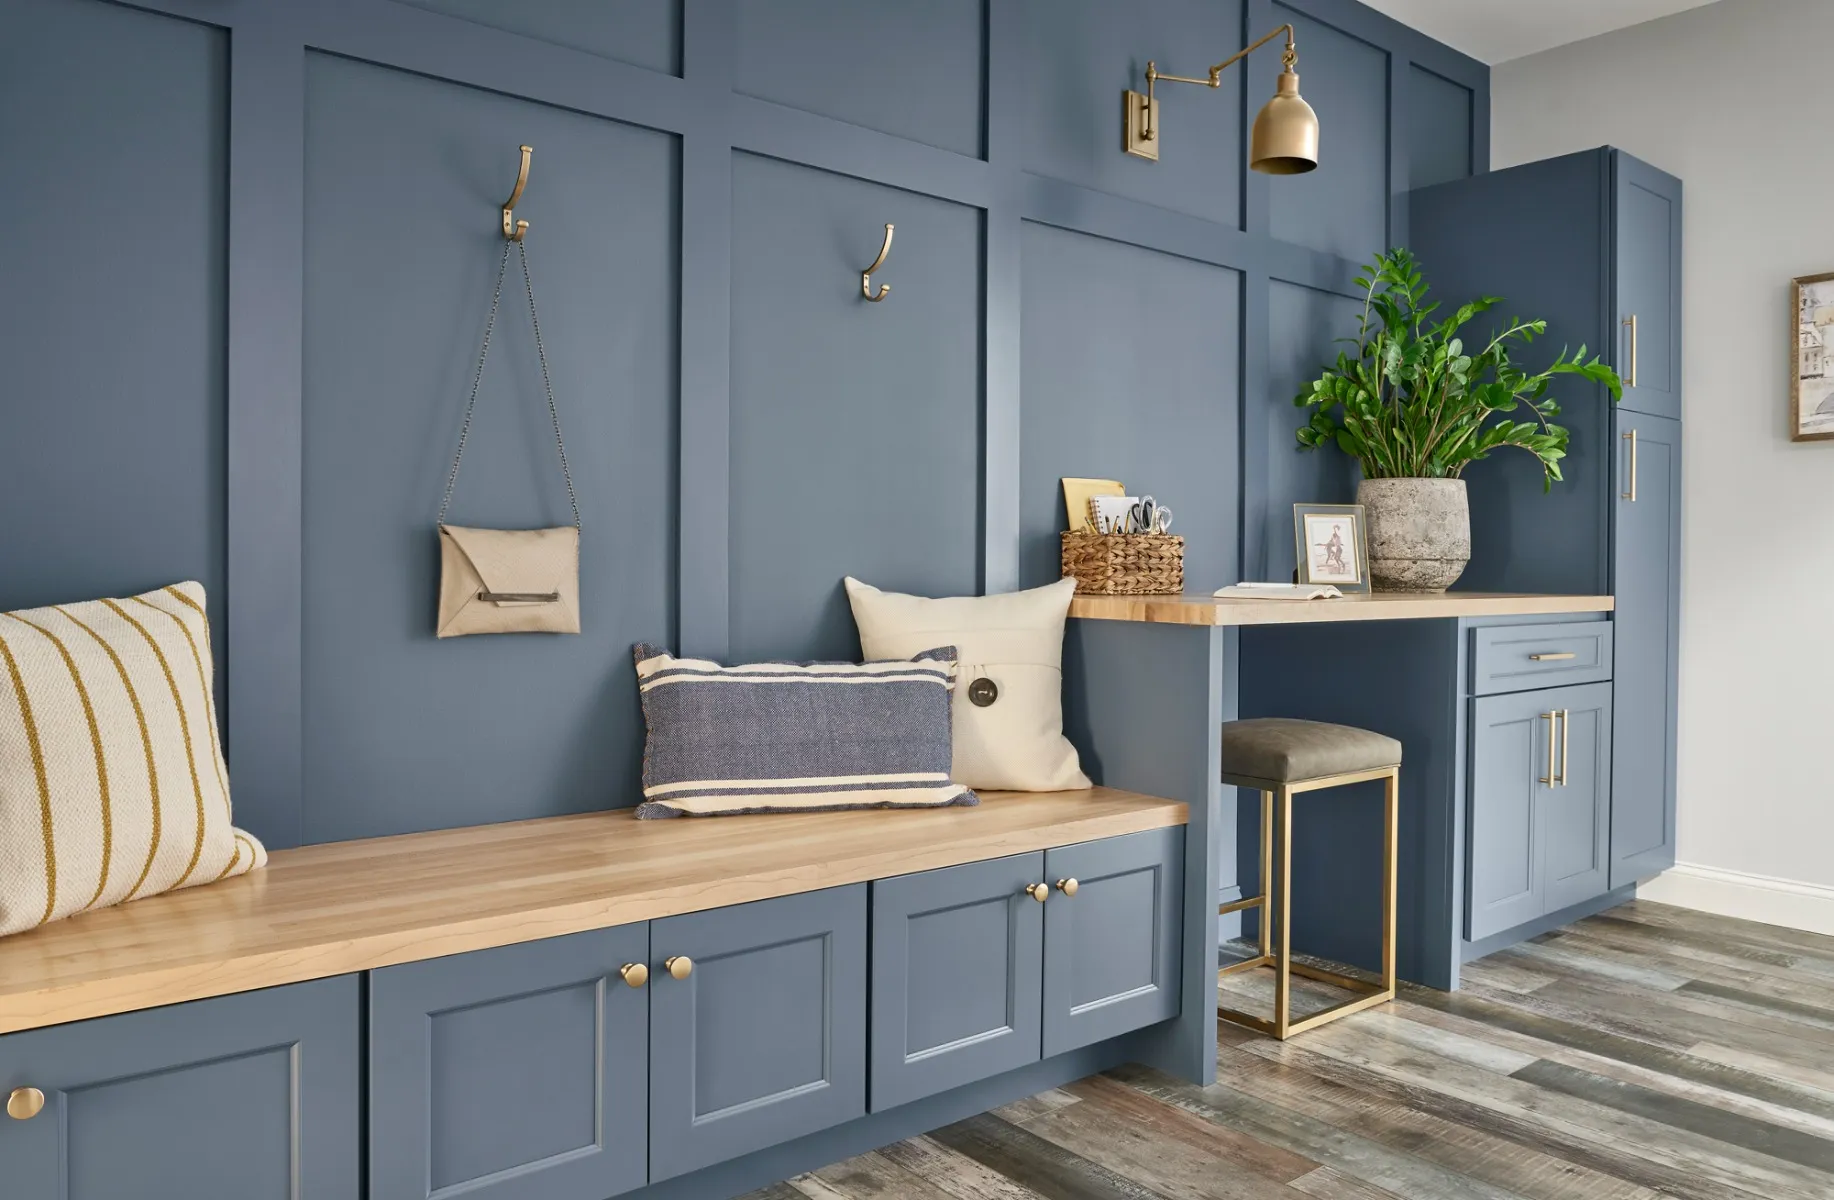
[
  {"xmin": 1220, "ymin": 718, "xmax": 1401, "ymax": 784},
  {"xmin": 968, "ymin": 677, "xmax": 999, "ymax": 707}
]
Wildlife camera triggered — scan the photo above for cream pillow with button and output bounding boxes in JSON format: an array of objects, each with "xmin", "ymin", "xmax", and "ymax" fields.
[{"xmin": 844, "ymin": 576, "xmax": 1091, "ymax": 792}]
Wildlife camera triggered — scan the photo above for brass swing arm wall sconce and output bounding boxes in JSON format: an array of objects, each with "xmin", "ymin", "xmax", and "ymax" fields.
[{"xmin": 1124, "ymin": 24, "xmax": 1320, "ymax": 175}]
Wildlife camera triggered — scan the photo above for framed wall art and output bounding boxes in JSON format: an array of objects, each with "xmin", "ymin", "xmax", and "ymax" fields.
[{"xmin": 1792, "ymin": 271, "xmax": 1834, "ymax": 441}]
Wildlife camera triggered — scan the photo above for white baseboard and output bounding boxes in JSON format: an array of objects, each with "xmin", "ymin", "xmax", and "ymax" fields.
[{"xmin": 1637, "ymin": 862, "xmax": 1834, "ymax": 937}]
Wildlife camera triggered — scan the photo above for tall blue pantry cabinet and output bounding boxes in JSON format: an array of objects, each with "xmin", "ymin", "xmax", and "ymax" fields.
[{"xmin": 1411, "ymin": 147, "xmax": 1685, "ymax": 896}]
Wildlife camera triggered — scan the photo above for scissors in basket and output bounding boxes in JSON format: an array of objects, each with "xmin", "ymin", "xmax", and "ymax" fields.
[{"xmin": 1128, "ymin": 496, "xmax": 1174, "ymax": 535}]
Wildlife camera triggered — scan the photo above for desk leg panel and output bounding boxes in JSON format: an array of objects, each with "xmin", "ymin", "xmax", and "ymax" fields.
[{"xmin": 1064, "ymin": 620, "xmax": 1230, "ymax": 1085}]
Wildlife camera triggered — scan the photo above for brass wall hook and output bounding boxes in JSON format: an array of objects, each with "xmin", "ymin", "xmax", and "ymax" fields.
[
  {"xmin": 501, "ymin": 144, "xmax": 532, "ymax": 241},
  {"xmin": 860, "ymin": 223, "xmax": 894, "ymax": 301}
]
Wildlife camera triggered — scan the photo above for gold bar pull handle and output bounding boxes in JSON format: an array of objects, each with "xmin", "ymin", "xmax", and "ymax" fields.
[
  {"xmin": 1529, "ymin": 652, "xmax": 1576, "ymax": 662},
  {"xmin": 1539, "ymin": 712, "xmax": 1557, "ymax": 786},
  {"xmin": 1623, "ymin": 314, "xmax": 1638, "ymax": 388},
  {"xmin": 1558, "ymin": 709, "xmax": 1570, "ymax": 788},
  {"xmin": 1622, "ymin": 429, "xmax": 1638, "ymax": 502}
]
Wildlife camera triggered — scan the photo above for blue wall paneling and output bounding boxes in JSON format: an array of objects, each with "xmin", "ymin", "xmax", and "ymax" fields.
[{"xmin": 0, "ymin": 0, "xmax": 1486, "ymax": 856}]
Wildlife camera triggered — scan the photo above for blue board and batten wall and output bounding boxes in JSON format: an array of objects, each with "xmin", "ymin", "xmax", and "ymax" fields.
[{"xmin": 0, "ymin": 0, "xmax": 1486, "ymax": 850}]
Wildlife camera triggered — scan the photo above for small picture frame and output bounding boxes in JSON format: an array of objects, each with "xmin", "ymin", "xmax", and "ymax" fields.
[
  {"xmin": 1792, "ymin": 271, "xmax": 1834, "ymax": 442},
  {"xmin": 1293, "ymin": 503, "xmax": 1370, "ymax": 592}
]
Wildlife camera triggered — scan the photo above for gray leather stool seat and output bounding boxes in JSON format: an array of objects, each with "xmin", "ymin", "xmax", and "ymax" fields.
[{"xmin": 1220, "ymin": 718, "xmax": 1401, "ymax": 785}]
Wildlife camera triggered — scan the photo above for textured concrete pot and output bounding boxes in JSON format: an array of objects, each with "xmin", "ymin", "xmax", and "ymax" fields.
[{"xmin": 1357, "ymin": 477, "xmax": 1470, "ymax": 593}]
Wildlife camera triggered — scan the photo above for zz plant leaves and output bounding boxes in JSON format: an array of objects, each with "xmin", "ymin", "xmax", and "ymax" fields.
[{"xmin": 1295, "ymin": 248, "xmax": 1623, "ymax": 491}]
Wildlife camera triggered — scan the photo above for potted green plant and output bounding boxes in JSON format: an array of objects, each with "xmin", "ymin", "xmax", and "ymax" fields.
[{"xmin": 1295, "ymin": 248, "xmax": 1623, "ymax": 592}]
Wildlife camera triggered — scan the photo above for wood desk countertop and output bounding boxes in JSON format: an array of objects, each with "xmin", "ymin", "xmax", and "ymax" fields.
[
  {"xmin": 0, "ymin": 788, "xmax": 1185, "ymax": 1035},
  {"xmin": 1069, "ymin": 591, "xmax": 1615, "ymax": 627}
]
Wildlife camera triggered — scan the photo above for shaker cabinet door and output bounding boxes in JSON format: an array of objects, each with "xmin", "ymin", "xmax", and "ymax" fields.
[
  {"xmin": 1043, "ymin": 828, "xmax": 1184, "ymax": 1057},
  {"xmin": 1542, "ymin": 684, "xmax": 1615, "ymax": 913},
  {"xmin": 1611, "ymin": 410, "xmax": 1682, "ymax": 887},
  {"xmin": 0, "ymin": 977, "xmax": 360, "ymax": 1200},
  {"xmin": 648, "ymin": 885, "xmax": 867, "ymax": 1182},
  {"xmin": 369, "ymin": 926, "xmax": 651, "ymax": 1200},
  {"xmin": 1613, "ymin": 152, "xmax": 1683, "ymax": 420},
  {"xmin": 870, "ymin": 853, "xmax": 1045, "ymax": 1111},
  {"xmin": 1467, "ymin": 690, "xmax": 1552, "ymax": 941}
]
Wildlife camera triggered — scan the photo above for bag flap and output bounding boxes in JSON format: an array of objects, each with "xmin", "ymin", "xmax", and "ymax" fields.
[{"xmin": 440, "ymin": 525, "xmax": 575, "ymax": 597}]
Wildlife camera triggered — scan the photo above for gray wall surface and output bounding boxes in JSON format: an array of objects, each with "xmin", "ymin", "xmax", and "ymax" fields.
[{"xmin": 0, "ymin": 0, "xmax": 1486, "ymax": 846}]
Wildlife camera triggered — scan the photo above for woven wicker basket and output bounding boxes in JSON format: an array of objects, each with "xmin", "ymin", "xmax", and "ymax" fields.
[{"xmin": 1060, "ymin": 532, "xmax": 1185, "ymax": 595}]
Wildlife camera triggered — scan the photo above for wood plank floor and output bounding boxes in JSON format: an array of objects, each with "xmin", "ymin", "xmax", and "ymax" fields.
[{"xmin": 744, "ymin": 900, "xmax": 1834, "ymax": 1199}]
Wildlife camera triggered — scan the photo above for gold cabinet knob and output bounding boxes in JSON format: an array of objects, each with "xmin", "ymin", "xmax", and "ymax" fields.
[
  {"xmin": 665, "ymin": 955, "xmax": 694, "ymax": 980},
  {"xmin": 1024, "ymin": 883, "xmax": 1050, "ymax": 903},
  {"xmin": 1056, "ymin": 878, "xmax": 1079, "ymax": 897},
  {"xmin": 7, "ymin": 1087, "xmax": 45, "ymax": 1121},
  {"xmin": 618, "ymin": 962, "xmax": 649, "ymax": 988}
]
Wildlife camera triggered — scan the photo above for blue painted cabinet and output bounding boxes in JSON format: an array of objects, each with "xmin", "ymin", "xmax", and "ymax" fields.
[
  {"xmin": 1043, "ymin": 827, "xmax": 1184, "ymax": 1057},
  {"xmin": 369, "ymin": 926, "xmax": 651, "ymax": 1200},
  {"xmin": 1468, "ymin": 682, "xmax": 1614, "ymax": 941},
  {"xmin": 0, "ymin": 977, "xmax": 360, "ymax": 1199},
  {"xmin": 868, "ymin": 831, "xmax": 1186, "ymax": 1111},
  {"xmin": 869, "ymin": 853, "xmax": 1045, "ymax": 1112},
  {"xmin": 648, "ymin": 885, "xmax": 868, "ymax": 1182},
  {"xmin": 1412, "ymin": 147, "xmax": 1683, "ymax": 899},
  {"xmin": 1611, "ymin": 411, "xmax": 1682, "ymax": 887},
  {"xmin": 1614, "ymin": 154, "xmax": 1684, "ymax": 421}
]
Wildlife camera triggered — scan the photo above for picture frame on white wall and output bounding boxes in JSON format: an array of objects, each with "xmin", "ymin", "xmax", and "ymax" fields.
[{"xmin": 1791, "ymin": 271, "xmax": 1834, "ymax": 442}]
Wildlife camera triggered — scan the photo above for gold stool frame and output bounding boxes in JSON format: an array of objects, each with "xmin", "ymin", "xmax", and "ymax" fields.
[{"xmin": 1217, "ymin": 764, "xmax": 1398, "ymax": 1039}]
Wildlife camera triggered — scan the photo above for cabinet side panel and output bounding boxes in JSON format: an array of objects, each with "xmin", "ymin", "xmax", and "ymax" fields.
[{"xmin": 1410, "ymin": 150, "xmax": 1611, "ymax": 596}]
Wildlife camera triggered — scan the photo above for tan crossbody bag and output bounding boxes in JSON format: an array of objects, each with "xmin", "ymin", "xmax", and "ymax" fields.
[{"xmin": 436, "ymin": 239, "xmax": 582, "ymax": 638}]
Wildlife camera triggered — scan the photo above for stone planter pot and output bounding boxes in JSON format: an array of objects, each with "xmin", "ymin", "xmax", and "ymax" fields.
[{"xmin": 1356, "ymin": 477, "xmax": 1470, "ymax": 593}]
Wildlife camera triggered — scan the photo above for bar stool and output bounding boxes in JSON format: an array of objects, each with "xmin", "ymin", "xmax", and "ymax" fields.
[{"xmin": 1217, "ymin": 718, "xmax": 1400, "ymax": 1039}]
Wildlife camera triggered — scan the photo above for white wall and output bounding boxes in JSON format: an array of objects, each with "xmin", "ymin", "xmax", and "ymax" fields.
[{"xmin": 1494, "ymin": 0, "xmax": 1834, "ymax": 929}]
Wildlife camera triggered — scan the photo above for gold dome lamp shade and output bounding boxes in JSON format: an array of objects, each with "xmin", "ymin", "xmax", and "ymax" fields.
[{"xmin": 1124, "ymin": 24, "xmax": 1320, "ymax": 175}]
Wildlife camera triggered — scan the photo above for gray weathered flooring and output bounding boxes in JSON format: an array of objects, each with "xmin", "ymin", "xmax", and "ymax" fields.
[{"xmin": 744, "ymin": 900, "xmax": 1834, "ymax": 1199}]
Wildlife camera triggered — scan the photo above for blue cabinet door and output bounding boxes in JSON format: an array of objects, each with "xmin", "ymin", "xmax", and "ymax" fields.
[
  {"xmin": 648, "ymin": 885, "xmax": 867, "ymax": 1182},
  {"xmin": 1614, "ymin": 152, "xmax": 1683, "ymax": 420},
  {"xmin": 1467, "ymin": 690, "xmax": 1552, "ymax": 941},
  {"xmin": 1542, "ymin": 683, "xmax": 1615, "ymax": 913},
  {"xmin": 0, "ymin": 977, "xmax": 360, "ymax": 1200},
  {"xmin": 1043, "ymin": 827, "xmax": 1185, "ymax": 1057},
  {"xmin": 1611, "ymin": 410, "xmax": 1682, "ymax": 887},
  {"xmin": 369, "ymin": 926, "xmax": 650, "ymax": 1200},
  {"xmin": 869, "ymin": 852, "xmax": 1044, "ymax": 1111}
]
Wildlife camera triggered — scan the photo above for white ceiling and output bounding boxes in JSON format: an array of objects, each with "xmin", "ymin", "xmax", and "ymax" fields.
[{"xmin": 1358, "ymin": 0, "xmax": 1725, "ymax": 64}]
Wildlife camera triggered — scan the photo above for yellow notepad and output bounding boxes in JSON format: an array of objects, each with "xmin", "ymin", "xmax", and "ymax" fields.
[{"xmin": 1061, "ymin": 477, "xmax": 1125, "ymax": 533}]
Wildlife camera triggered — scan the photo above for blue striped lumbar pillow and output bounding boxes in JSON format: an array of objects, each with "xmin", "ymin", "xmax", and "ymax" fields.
[{"xmin": 632, "ymin": 644, "xmax": 978, "ymax": 819}]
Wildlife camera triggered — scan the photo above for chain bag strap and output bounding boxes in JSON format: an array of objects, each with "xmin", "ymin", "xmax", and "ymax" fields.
[
  {"xmin": 434, "ymin": 239, "xmax": 584, "ymax": 638},
  {"xmin": 438, "ymin": 239, "xmax": 581, "ymax": 530}
]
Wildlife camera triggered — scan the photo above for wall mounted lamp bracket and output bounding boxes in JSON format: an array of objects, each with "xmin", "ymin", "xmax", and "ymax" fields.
[
  {"xmin": 501, "ymin": 144, "xmax": 532, "ymax": 241},
  {"xmin": 1123, "ymin": 25, "xmax": 1319, "ymax": 175}
]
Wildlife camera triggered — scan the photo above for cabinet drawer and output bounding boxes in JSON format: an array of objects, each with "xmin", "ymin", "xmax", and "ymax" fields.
[
  {"xmin": 0, "ymin": 977, "xmax": 360, "ymax": 1200},
  {"xmin": 1471, "ymin": 622, "xmax": 1613, "ymax": 695}
]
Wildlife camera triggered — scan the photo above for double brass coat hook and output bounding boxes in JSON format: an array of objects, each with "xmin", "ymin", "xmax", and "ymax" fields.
[
  {"xmin": 501, "ymin": 144, "xmax": 533, "ymax": 241},
  {"xmin": 861, "ymin": 223, "xmax": 894, "ymax": 301}
]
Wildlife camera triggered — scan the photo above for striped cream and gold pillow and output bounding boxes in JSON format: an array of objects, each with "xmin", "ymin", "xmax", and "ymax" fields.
[{"xmin": 0, "ymin": 582, "xmax": 265, "ymax": 936}]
